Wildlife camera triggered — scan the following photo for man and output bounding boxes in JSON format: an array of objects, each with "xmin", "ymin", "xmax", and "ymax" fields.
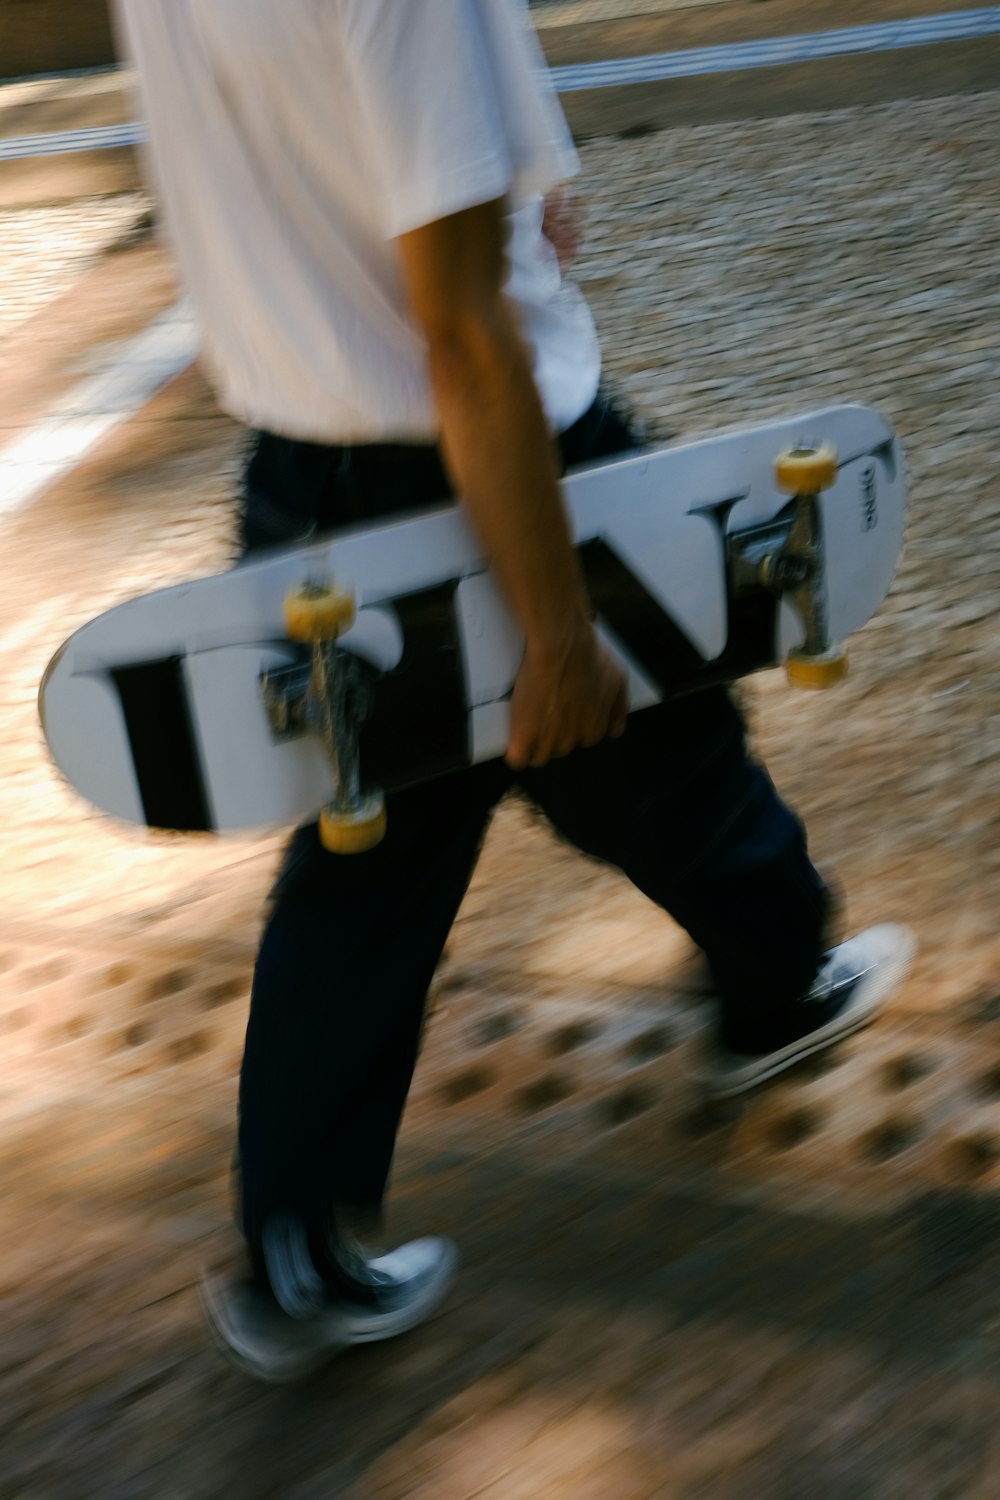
[{"xmin": 115, "ymin": 0, "xmax": 914, "ymax": 1383}]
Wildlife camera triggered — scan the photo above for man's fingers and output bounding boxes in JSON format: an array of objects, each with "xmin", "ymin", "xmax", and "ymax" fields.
[
  {"xmin": 507, "ymin": 713, "xmax": 551, "ymax": 771},
  {"xmin": 504, "ymin": 721, "xmax": 533, "ymax": 771},
  {"xmin": 506, "ymin": 730, "xmax": 541, "ymax": 771},
  {"xmin": 552, "ymin": 727, "xmax": 580, "ymax": 760},
  {"xmin": 507, "ymin": 643, "xmax": 630, "ymax": 769}
]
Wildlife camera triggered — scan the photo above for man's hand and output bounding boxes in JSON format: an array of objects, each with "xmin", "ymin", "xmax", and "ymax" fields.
[{"xmin": 506, "ymin": 623, "xmax": 628, "ymax": 772}]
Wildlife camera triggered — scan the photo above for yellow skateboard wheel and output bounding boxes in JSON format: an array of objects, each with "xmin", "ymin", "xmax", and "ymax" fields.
[
  {"xmin": 284, "ymin": 582, "xmax": 355, "ymax": 642},
  {"xmin": 775, "ymin": 443, "xmax": 838, "ymax": 496},
  {"xmin": 786, "ymin": 646, "xmax": 848, "ymax": 690},
  {"xmin": 319, "ymin": 794, "xmax": 387, "ymax": 854}
]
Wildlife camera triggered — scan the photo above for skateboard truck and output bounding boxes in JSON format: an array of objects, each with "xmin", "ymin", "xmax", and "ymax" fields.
[
  {"xmin": 271, "ymin": 581, "xmax": 386, "ymax": 853},
  {"xmin": 772, "ymin": 443, "xmax": 847, "ymax": 688},
  {"xmin": 729, "ymin": 442, "xmax": 847, "ymax": 689}
]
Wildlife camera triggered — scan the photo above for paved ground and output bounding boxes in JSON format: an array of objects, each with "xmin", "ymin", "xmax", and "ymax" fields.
[{"xmin": 1, "ymin": 12, "xmax": 1000, "ymax": 1500}]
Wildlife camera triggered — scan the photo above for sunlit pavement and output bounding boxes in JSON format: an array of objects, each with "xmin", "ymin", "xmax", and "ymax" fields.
[{"xmin": 1, "ymin": 6, "xmax": 999, "ymax": 1498}]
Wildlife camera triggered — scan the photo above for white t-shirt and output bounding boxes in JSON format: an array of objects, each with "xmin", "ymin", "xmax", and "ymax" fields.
[{"xmin": 115, "ymin": 0, "xmax": 601, "ymax": 443}]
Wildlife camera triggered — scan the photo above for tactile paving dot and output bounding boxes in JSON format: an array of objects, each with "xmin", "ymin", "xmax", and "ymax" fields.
[
  {"xmin": 620, "ymin": 1025, "xmax": 677, "ymax": 1065},
  {"xmin": 974, "ymin": 1065, "xmax": 1000, "ymax": 1100},
  {"xmin": 51, "ymin": 1014, "xmax": 92, "ymax": 1044},
  {"xmin": 473, "ymin": 1010, "xmax": 523, "ymax": 1046},
  {"xmin": 144, "ymin": 969, "xmax": 195, "ymax": 1003},
  {"xmin": 438, "ymin": 1066, "xmax": 498, "ymax": 1107},
  {"xmin": 862, "ymin": 1117, "xmax": 923, "ymax": 1164},
  {"xmin": 199, "ymin": 975, "xmax": 246, "ymax": 1009},
  {"xmin": 880, "ymin": 1053, "xmax": 936, "ymax": 1092},
  {"xmin": 963, "ymin": 992, "xmax": 1000, "ymax": 1028},
  {"xmin": 596, "ymin": 1082, "xmax": 657, "ymax": 1129},
  {"xmin": 94, "ymin": 963, "xmax": 135, "ymax": 990},
  {"xmin": 515, "ymin": 1073, "xmax": 576, "ymax": 1115},
  {"xmin": 166, "ymin": 1032, "xmax": 211, "ymax": 1065},
  {"xmin": 948, "ymin": 1132, "xmax": 999, "ymax": 1182},
  {"xmin": 767, "ymin": 1106, "xmax": 825, "ymax": 1152},
  {"xmin": 545, "ymin": 1019, "xmax": 602, "ymax": 1056},
  {"xmin": 120, "ymin": 1020, "xmax": 154, "ymax": 1051}
]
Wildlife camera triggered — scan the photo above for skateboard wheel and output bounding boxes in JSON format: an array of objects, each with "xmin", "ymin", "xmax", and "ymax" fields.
[
  {"xmin": 786, "ymin": 645, "xmax": 848, "ymax": 690},
  {"xmin": 284, "ymin": 583, "xmax": 355, "ymax": 642},
  {"xmin": 775, "ymin": 443, "xmax": 838, "ymax": 496},
  {"xmin": 319, "ymin": 793, "xmax": 387, "ymax": 854}
]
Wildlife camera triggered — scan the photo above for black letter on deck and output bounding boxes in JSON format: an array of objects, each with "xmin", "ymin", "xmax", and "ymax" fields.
[
  {"xmin": 359, "ymin": 580, "xmax": 469, "ymax": 788},
  {"xmin": 579, "ymin": 536, "xmax": 777, "ymax": 696},
  {"xmin": 112, "ymin": 656, "xmax": 213, "ymax": 832}
]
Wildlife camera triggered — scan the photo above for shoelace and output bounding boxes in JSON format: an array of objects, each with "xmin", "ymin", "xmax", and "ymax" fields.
[
  {"xmin": 806, "ymin": 951, "xmax": 872, "ymax": 1005},
  {"xmin": 335, "ymin": 1242, "xmax": 398, "ymax": 1291}
]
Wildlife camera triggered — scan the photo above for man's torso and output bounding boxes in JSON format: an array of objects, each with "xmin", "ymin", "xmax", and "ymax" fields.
[{"xmin": 116, "ymin": 0, "xmax": 601, "ymax": 443}]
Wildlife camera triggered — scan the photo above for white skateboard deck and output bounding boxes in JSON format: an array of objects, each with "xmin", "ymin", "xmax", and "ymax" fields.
[{"xmin": 40, "ymin": 404, "xmax": 905, "ymax": 834}]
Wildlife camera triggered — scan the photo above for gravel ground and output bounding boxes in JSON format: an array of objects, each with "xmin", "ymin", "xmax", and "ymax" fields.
[
  {"xmin": 0, "ymin": 86, "xmax": 999, "ymax": 1500},
  {"xmin": 0, "ymin": 192, "xmax": 149, "ymax": 344}
]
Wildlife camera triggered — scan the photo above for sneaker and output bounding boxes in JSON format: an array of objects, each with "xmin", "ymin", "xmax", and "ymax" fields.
[
  {"xmin": 201, "ymin": 1236, "xmax": 459, "ymax": 1384},
  {"xmin": 705, "ymin": 923, "xmax": 916, "ymax": 1100}
]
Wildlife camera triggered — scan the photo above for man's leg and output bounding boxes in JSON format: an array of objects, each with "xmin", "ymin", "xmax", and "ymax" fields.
[
  {"xmin": 545, "ymin": 392, "xmax": 829, "ymax": 1046},
  {"xmin": 237, "ymin": 761, "xmax": 508, "ymax": 1265},
  {"xmin": 206, "ymin": 760, "xmax": 505, "ymax": 1380},
  {"xmin": 520, "ymin": 689, "xmax": 827, "ymax": 1038},
  {"xmin": 520, "ymin": 689, "xmax": 913, "ymax": 1089}
]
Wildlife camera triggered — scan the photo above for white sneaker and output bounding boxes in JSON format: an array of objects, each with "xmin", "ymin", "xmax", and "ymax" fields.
[
  {"xmin": 202, "ymin": 1236, "xmax": 459, "ymax": 1384},
  {"xmin": 705, "ymin": 923, "xmax": 916, "ymax": 1100}
]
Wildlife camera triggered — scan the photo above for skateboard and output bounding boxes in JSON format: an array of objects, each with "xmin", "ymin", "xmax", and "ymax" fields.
[{"xmin": 40, "ymin": 404, "xmax": 905, "ymax": 852}]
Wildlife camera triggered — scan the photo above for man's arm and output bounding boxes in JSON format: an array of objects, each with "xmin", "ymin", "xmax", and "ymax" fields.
[{"xmin": 395, "ymin": 197, "xmax": 627, "ymax": 771}]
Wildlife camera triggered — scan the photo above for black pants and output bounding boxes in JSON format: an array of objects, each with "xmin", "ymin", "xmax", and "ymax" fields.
[{"xmin": 236, "ymin": 395, "xmax": 828, "ymax": 1249}]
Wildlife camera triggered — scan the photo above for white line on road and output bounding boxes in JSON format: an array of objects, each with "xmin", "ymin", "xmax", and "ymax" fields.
[
  {"xmin": 551, "ymin": 6, "xmax": 1000, "ymax": 90},
  {"xmin": 0, "ymin": 120, "xmax": 146, "ymax": 161},
  {"xmin": 0, "ymin": 300, "xmax": 198, "ymax": 523}
]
